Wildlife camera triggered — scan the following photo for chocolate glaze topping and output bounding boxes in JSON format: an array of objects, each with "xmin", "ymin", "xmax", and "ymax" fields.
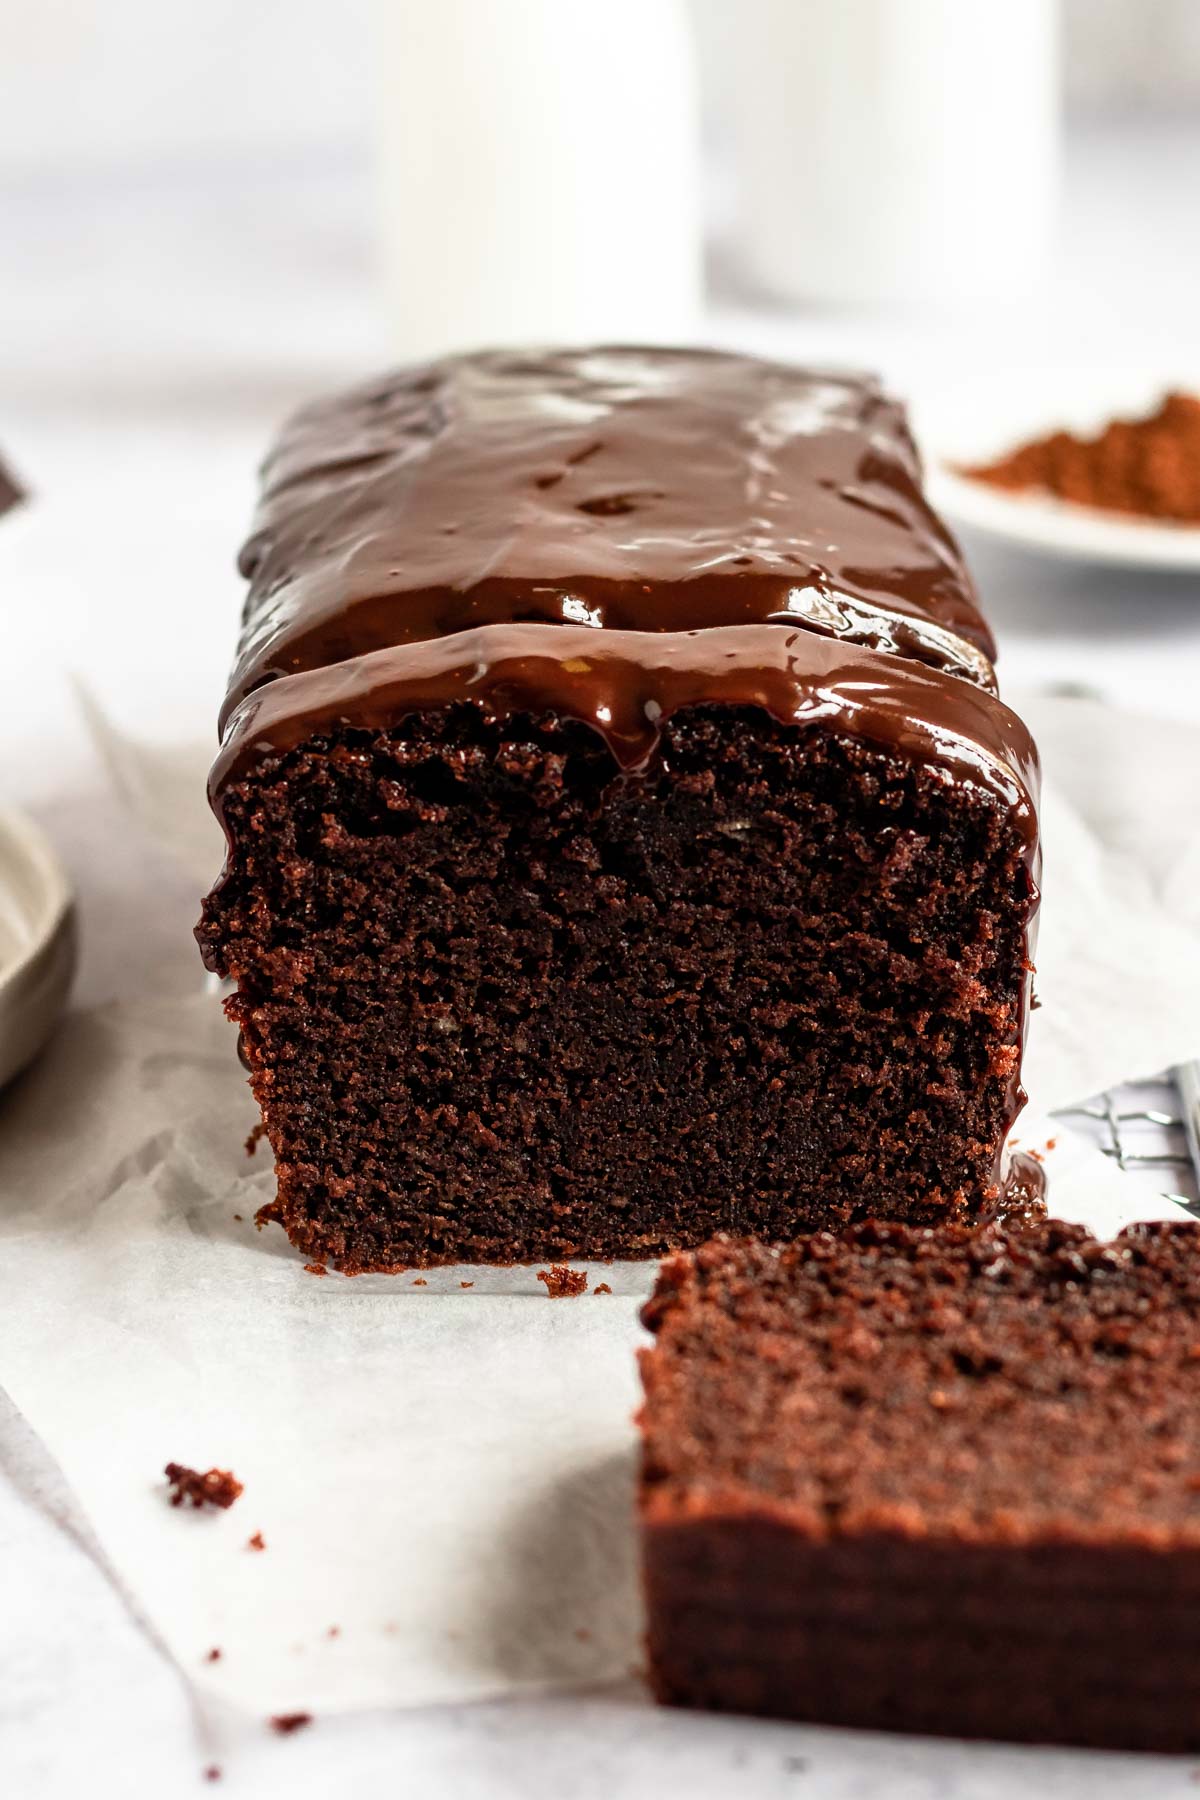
[
  {"xmin": 214, "ymin": 621, "xmax": 1036, "ymax": 840},
  {"xmin": 211, "ymin": 347, "xmax": 1041, "ymax": 1152},
  {"xmin": 221, "ymin": 347, "xmax": 996, "ymax": 730}
]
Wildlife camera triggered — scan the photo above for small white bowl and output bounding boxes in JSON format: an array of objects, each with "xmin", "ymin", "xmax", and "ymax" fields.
[{"xmin": 0, "ymin": 806, "xmax": 76, "ymax": 1089}]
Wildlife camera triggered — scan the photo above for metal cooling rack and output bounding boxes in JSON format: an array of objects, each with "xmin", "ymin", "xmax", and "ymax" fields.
[{"xmin": 1053, "ymin": 1061, "xmax": 1200, "ymax": 1215}]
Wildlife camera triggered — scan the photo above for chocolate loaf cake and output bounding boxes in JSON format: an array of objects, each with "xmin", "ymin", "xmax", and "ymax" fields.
[
  {"xmin": 197, "ymin": 348, "xmax": 1039, "ymax": 1272},
  {"xmin": 640, "ymin": 1222, "xmax": 1200, "ymax": 1752}
]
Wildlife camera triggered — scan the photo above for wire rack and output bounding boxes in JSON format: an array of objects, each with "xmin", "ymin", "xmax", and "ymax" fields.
[{"xmin": 1053, "ymin": 1061, "xmax": 1200, "ymax": 1215}]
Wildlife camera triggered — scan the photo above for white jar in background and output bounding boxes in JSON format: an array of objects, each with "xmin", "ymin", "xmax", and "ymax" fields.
[
  {"xmin": 722, "ymin": 0, "xmax": 1061, "ymax": 308},
  {"xmin": 376, "ymin": 0, "xmax": 703, "ymax": 358}
]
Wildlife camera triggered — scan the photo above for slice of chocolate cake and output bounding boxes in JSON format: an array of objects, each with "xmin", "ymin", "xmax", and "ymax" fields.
[
  {"xmin": 197, "ymin": 348, "xmax": 1039, "ymax": 1272},
  {"xmin": 640, "ymin": 1221, "xmax": 1200, "ymax": 1752}
]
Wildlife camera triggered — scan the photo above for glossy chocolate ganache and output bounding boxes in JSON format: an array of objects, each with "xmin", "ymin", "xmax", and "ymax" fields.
[
  {"xmin": 212, "ymin": 345, "xmax": 1040, "ymax": 1081},
  {"xmin": 215, "ymin": 348, "xmax": 1036, "ymax": 825},
  {"xmin": 222, "ymin": 346, "xmax": 997, "ymax": 730}
]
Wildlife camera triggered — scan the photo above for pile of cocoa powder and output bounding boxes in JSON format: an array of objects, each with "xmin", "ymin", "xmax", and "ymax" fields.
[{"xmin": 961, "ymin": 391, "xmax": 1200, "ymax": 523}]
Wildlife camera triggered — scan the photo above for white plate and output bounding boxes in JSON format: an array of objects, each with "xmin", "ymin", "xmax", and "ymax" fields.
[
  {"xmin": 927, "ymin": 465, "xmax": 1200, "ymax": 571},
  {"xmin": 0, "ymin": 806, "xmax": 76, "ymax": 1089},
  {"xmin": 916, "ymin": 372, "xmax": 1200, "ymax": 572}
]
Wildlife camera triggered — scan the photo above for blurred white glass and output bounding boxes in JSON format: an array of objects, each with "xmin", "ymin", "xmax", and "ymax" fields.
[
  {"xmin": 376, "ymin": 0, "xmax": 702, "ymax": 358},
  {"xmin": 723, "ymin": 0, "xmax": 1061, "ymax": 307}
]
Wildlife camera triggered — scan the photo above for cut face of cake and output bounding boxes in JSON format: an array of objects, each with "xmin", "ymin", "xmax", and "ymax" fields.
[
  {"xmin": 197, "ymin": 348, "xmax": 1039, "ymax": 1272},
  {"xmin": 639, "ymin": 1222, "xmax": 1200, "ymax": 1751}
]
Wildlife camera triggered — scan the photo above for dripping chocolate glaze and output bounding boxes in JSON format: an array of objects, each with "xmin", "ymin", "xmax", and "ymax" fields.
[
  {"xmin": 211, "ymin": 620, "xmax": 1041, "ymax": 1162},
  {"xmin": 209, "ymin": 348, "xmax": 1040, "ymax": 1168},
  {"xmin": 987, "ymin": 1150, "xmax": 1050, "ymax": 1230},
  {"xmin": 213, "ymin": 622, "xmax": 1036, "ymax": 815}
]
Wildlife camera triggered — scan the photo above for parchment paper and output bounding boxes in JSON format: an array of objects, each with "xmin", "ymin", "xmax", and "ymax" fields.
[{"xmin": 1, "ymin": 691, "xmax": 1198, "ymax": 1723}]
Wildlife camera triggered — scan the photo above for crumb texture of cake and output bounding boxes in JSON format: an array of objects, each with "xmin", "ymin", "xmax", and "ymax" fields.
[
  {"xmin": 164, "ymin": 1463, "xmax": 243, "ymax": 1511},
  {"xmin": 198, "ymin": 348, "xmax": 1039, "ymax": 1272},
  {"xmin": 537, "ymin": 1265, "xmax": 588, "ymax": 1298},
  {"xmin": 269, "ymin": 1713, "xmax": 312, "ymax": 1736},
  {"xmin": 639, "ymin": 1221, "xmax": 1200, "ymax": 1752}
]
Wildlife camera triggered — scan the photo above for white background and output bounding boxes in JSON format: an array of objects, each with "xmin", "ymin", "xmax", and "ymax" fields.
[
  {"xmin": 3, "ymin": 0, "xmax": 1200, "ymax": 172},
  {"xmin": 2, "ymin": 4, "xmax": 1200, "ymax": 1795}
]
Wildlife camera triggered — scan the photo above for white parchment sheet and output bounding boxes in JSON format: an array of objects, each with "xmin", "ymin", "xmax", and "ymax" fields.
[{"xmin": 1, "ymin": 691, "xmax": 1199, "ymax": 1721}]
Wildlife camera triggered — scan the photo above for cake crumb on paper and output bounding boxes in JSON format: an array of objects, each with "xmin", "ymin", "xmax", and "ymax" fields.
[
  {"xmin": 244, "ymin": 1122, "xmax": 268, "ymax": 1157},
  {"xmin": 247, "ymin": 1530, "xmax": 266, "ymax": 1552},
  {"xmin": 593, "ymin": 1282, "xmax": 613, "ymax": 1295},
  {"xmin": 164, "ymin": 1463, "xmax": 243, "ymax": 1511},
  {"xmin": 537, "ymin": 1265, "xmax": 587, "ymax": 1299},
  {"xmin": 270, "ymin": 1712, "xmax": 312, "ymax": 1736},
  {"xmin": 204, "ymin": 1647, "xmax": 222, "ymax": 1663},
  {"xmin": 304, "ymin": 1262, "xmax": 328, "ymax": 1277}
]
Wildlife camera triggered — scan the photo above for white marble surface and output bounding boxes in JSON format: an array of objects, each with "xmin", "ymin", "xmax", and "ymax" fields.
[{"xmin": 3, "ymin": 122, "xmax": 1200, "ymax": 1795}]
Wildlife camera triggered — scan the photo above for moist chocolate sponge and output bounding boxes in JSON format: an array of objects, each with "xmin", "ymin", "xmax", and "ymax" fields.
[
  {"xmin": 639, "ymin": 1220, "xmax": 1200, "ymax": 1751},
  {"xmin": 199, "ymin": 705, "xmax": 1031, "ymax": 1270}
]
